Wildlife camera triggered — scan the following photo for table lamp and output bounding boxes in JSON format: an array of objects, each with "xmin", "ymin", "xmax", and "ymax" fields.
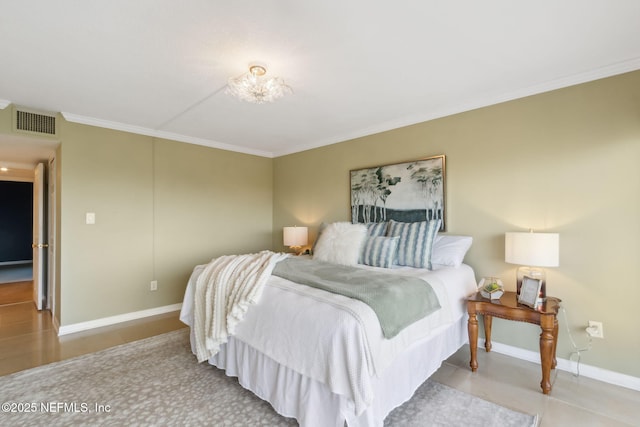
[
  {"xmin": 505, "ymin": 230, "xmax": 559, "ymax": 301},
  {"xmin": 283, "ymin": 226, "xmax": 308, "ymax": 255}
]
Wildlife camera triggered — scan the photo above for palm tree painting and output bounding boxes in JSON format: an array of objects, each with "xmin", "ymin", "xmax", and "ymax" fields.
[{"xmin": 350, "ymin": 155, "xmax": 445, "ymax": 230}]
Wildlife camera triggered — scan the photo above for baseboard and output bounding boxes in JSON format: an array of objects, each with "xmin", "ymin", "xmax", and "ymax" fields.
[
  {"xmin": 482, "ymin": 339, "xmax": 640, "ymax": 392},
  {"xmin": 0, "ymin": 260, "xmax": 32, "ymax": 266},
  {"xmin": 55, "ymin": 308, "xmax": 639, "ymax": 391},
  {"xmin": 58, "ymin": 303, "xmax": 183, "ymax": 336}
]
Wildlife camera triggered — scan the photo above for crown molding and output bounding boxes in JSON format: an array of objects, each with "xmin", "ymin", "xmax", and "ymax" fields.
[
  {"xmin": 273, "ymin": 56, "xmax": 640, "ymax": 157},
  {"xmin": 57, "ymin": 57, "xmax": 640, "ymax": 159},
  {"xmin": 60, "ymin": 112, "xmax": 275, "ymax": 158}
]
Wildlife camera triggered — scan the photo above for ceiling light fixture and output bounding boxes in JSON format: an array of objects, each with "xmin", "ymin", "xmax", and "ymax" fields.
[{"xmin": 226, "ymin": 63, "xmax": 292, "ymax": 104}]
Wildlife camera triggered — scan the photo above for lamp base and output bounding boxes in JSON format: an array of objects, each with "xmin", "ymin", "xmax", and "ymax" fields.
[
  {"xmin": 288, "ymin": 246, "xmax": 303, "ymax": 256},
  {"xmin": 516, "ymin": 266, "xmax": 546, "ymax": 302}
]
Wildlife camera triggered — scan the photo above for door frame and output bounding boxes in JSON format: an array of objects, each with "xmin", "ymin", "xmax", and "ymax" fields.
[
  {"xmin": 47, "ymin": 156, "xmax": 57, "ymax": 317},
  {"xmin": 31, "ymin": 159, "xmax": 57, "ymax": 312},
  {"xmin": 1, "ymin": 161, "xmax": 56, "ymax": 312}
]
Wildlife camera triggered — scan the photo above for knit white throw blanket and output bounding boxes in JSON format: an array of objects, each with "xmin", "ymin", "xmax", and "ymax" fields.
[{"xmin": 193, "ymin": 250, "xmax": 290, "ymax": 363}]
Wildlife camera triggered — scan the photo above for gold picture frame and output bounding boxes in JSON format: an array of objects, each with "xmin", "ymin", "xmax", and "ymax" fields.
[{"xmin": 350, "ymin": 155, "xmax": 446, "ymax": 230}]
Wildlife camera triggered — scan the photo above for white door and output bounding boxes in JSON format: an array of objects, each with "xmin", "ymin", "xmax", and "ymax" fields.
[{"xmin": 32, "ymin": 162, "xmax": 47, "ymax": 310}]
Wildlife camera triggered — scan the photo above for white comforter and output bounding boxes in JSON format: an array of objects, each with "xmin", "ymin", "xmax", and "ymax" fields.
[{"xmin": 180, "ymin": 261, "xmax": 476, "ymax": 415}]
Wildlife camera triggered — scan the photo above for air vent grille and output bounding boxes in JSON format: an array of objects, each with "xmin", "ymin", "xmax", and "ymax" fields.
[{"xmin": 14, "ymin": 108, "xmax": 57, "ymax": 136}]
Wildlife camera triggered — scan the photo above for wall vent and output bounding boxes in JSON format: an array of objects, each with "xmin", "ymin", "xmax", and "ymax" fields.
[{"xmin": 13, "ymin": 107, "xmax": 57, "ymax": 137}]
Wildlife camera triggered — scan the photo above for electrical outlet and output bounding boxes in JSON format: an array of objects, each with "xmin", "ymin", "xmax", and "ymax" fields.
[
  {"xmin": 150, "ymin": 280, "xmax": 158, "ymax": 291},
  {"xmin": 586, "ymin": 320, "xmax": 604, "ymax": 338}
]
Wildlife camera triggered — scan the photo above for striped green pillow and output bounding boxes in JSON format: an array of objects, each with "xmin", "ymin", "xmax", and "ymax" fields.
[
  {"xmin": 360, "ymin": 236, "xmax": 400, "ymax": 268},
  {"xmin": 387, "ymin": 219, "xmax": 441, "ymax": 269}
]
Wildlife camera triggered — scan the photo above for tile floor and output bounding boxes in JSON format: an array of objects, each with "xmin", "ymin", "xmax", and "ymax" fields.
[
  {"xmin": 0, "ymin": 301, "xmax": 638, "ymax": 426},
  {"xmin": 437, "ymin": 346, "xmax": 639, "ymax": 426}
]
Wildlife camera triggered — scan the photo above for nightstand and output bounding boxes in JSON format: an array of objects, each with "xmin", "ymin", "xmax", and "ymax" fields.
[{"xmin": 467, "ymin": 291, "xmax": 561, "ymax": 394}]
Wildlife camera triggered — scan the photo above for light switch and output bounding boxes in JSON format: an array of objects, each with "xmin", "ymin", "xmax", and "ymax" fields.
[{"xmin": 86, "ymin": 212, "xmax": 96, "ymax": 225}]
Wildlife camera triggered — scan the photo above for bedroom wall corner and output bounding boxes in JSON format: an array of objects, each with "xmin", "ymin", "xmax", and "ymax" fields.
[
  {"xmin": 152, "ymin": 138, "xmax": 273, "ymax": 304},
  {"xmin": 57, "ymin": 121, "xmax": 274, "ymax": 327}
]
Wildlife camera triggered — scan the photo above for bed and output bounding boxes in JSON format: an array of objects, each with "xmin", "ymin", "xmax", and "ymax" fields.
[{"xmin": 180, "ymin": 222, "xmax": 477, "ymax": 427}]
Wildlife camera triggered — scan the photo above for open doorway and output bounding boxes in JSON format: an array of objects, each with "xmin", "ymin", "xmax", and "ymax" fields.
[
  {"xmin": 0, "ymin": 159, "xmax": 55, "ymax": 311},
  {"xmin": 0, "ymin": 179, "xmax": 34, "ymax": 306},
  {"xmin": 0, "ymin": 127, "xmax": 58, "ymax": 308},
  {"xmin": 0, "ymin": 132, "xmax": 58, "ymax": 350}
]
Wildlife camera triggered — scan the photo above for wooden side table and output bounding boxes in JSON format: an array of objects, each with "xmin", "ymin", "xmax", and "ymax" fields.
[{"xmin": 467, "ymin": 291, "xmax": 561, "ymax": 394}]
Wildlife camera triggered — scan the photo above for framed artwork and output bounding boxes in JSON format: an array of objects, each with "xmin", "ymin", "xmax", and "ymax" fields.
[
  {"xmin": 518, "ymin": 276, "xmax": 542, "ymax": 308},
  {"xmin": 350, "ymin": 155, "xmax": 446, "ymax": 230}
]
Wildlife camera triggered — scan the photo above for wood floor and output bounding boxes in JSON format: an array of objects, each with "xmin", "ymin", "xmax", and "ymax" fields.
[
  {"xmin": 0, "ymin": 289, "xmax": 638, "ymax": 426},
  {"xmin": 0, "ymin": 281, "xmax": 186, "ymax": 377},
  {"xmin": 0, "ymin": 280, "xmax": 32, "ymax": 305}
]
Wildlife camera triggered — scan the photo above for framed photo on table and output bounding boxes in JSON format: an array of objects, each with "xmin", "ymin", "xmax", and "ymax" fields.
[{"xmin": 518, "ymin": 276, "xmax": 542, "ymax": 308}]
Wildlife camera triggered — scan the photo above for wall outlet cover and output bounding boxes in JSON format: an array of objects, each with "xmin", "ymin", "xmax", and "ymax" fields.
[{"xmin": 587, "ymin": 320, "xmax": 604, "ymax": 338}]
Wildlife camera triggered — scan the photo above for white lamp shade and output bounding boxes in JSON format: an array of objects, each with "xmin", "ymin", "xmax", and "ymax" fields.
[
  {"xmin": 505, "ymin": 232, "xmax": 559, "ymax": 267},
  {"xmin": 283, "ymin": 226, "xmax": 308, "ymax": 247}
]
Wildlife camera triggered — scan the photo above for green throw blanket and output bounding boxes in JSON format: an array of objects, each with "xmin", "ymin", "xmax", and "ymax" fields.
[{"xmin": 272, "ymin": 257, "xmax": 441, "ymax": 338}]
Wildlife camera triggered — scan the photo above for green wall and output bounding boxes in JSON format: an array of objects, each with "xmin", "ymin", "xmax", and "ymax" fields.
[
  {"xmin": 273, "ymin": 70, "xmax": 640, "ymax": 378},
  {"xmin": 58, "ymin": 121, "xmax": 273, "ymax": 325},
  {"xmin": 0, "ymin": 106, "xmax": 10, "ymax": 133}
]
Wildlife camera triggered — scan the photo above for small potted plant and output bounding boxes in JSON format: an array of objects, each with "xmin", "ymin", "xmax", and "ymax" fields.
[{"xmin": 479, "ymin": 277, "xmax": 504, "ymax": 300}]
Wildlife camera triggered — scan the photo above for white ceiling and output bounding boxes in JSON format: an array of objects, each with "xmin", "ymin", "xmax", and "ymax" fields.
[
  {"xmin": 0, "ymin": 133, "xmax": 57, "ymax": 172},
  {"xmin": 1, "ymin": 1, "xmax": 639, "ymax": 160}
]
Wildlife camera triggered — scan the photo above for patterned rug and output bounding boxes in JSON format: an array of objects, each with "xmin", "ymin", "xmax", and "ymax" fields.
[{"xmin": 0, "ymin": 329, "xmax": 537, "ymax": 426}]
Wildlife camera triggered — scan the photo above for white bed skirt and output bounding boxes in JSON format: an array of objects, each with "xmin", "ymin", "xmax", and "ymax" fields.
[{"xmin": 201, "ymin": 314, "xmax": 469, "ymax": 427}]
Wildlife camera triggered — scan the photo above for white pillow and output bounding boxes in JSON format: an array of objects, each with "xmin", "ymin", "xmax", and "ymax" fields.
[
  {"xmin": 313, "ymin": 222, "xmax": 367, "ymax": 266},
  {"xmin": 431, "ymin": 235, "xmax": 473, "ymax": 268}
]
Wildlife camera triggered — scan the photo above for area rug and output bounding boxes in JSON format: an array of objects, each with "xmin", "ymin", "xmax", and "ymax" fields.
[{"xmin": 0, "ymin": 329, "xmax": 537, "ymax": 426}]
